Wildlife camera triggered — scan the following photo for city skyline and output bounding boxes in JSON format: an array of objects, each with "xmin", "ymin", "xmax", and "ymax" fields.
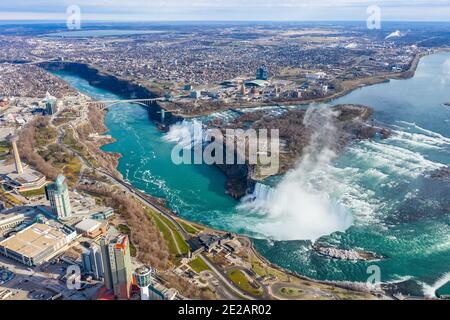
[{"xmin": 0, "ymin": 0, "xmax": 450, "ymax": 21}]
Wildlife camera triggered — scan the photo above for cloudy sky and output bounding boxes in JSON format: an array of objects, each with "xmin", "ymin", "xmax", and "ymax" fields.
[{"xmin": 0, "ymin": 0, "xmax": 449, "ymax": 21}]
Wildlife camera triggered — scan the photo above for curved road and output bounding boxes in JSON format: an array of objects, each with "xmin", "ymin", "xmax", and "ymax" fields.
[
  {"xmin": 64, "ymin": 105, "xmax": 251, "ymax": 300},
  {"xmin": 199, "ymin": 254, "xmax": 256, "ymax": 300}
]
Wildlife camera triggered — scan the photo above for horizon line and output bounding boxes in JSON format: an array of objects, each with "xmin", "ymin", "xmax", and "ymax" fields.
[{"xmin": 1, "ymin": 19, "xmax": 450, "ymax": 23}]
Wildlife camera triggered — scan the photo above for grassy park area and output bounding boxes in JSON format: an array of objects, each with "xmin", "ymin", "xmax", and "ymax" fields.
[
  {"xmin": 20, "ymin": 186, "xmax": 46, "ymax": 198},
  {"xmin": 177, "ymin": 219, "xmax": 200, "ymax": 235},
  {"xmin": 147, "ymin": 209, "xmax": 189, "ymax": 257},
  {"xmin": 227, "ymin": 269, "xmax": 263, "ymax": 297},
  {"xmin": 188, "ymin": 257, "xmax": 210, "ymax": 273}
]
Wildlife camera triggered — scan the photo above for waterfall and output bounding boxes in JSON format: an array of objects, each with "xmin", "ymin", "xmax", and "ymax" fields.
[
  {"xmin": 251, "ymin": 183, "xmax": 275, "ymax": 202},
  {"xmin": 238, "ymin": 106, "xmax": 354, "ymax": 241},
  {"xmin": 164, "ymin": 120, "xmax": 205, "ymax": 149}
]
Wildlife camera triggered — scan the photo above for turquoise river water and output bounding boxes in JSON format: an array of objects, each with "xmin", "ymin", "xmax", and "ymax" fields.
[{"xmin": 53, "ymin": 52, "xmax": 450, "ymax": 296}]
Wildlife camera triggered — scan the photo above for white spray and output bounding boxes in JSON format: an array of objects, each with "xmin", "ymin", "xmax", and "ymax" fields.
[{"xmin": 240, "ymin": 106, "xmax": 354, "ymax": 241}]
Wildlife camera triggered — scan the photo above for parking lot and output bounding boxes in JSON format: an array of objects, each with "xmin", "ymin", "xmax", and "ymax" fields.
[{"xmin": 0, "ymin": 255, "xmax": 101, "ymax": 300}]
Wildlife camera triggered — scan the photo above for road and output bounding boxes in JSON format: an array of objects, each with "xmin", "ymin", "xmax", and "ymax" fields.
[
  {"xmin": 198, "ymin": 254, "xmax": 256, "ymax": 300},
  {"xmin": 61, "ymin": 102, "xmax": 250, "ymax": 300},
  {"xmin": 95, "ymin": 167, "xmax": 253, "ymax": 300}
]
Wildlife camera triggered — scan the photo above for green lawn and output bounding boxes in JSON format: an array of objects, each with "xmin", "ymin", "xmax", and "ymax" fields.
[
  {"xmin": 227, "ymin": 269, "xmax": 263, "ymax": 297},
  {"xmin": 147, "ymin": 210, "xmax": 189, "ymax": 257},
  {"xmin": 280, "ymin": 287, "xmax": 303, "ymax": 297},
  {"xmin": 177, "ymin": 219, "xmax": 199, "ymax": 235},
  {"xmin": 156, "ymin": 212, "xmax": 190, "ymax": 254},
  {"xmin": 188, "ymin": 257, "xmax": 210, "ymax": 273},
  {"xmin": 1, "ymin": 192, "xmax": 22, "ymax": 206},
  {"xmin": 20, "ymin": 186, "xmax": 46, "ymax": 198}
]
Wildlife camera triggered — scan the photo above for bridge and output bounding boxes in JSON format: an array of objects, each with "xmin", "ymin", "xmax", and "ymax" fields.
[
  {"xmin": 87, "ymin": 98, "xmax": 165, "ymax": 110},
  {"xmin": 22, "ymin": 59, "xmax": 64, "ymax": 65}
]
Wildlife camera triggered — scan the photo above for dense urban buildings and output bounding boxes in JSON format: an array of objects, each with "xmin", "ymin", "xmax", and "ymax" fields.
[{"xmin": 0, "ymin": 14, "xmax": 448, "ymax": 303}]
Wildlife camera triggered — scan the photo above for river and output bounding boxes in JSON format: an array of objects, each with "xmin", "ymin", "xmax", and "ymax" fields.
[{"xmin": 52, "ymin": 52, "xmax": 450, "ymax": 297}]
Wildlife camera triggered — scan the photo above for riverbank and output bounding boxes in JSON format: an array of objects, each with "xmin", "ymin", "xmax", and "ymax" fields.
[
  {"xmin": 45, "ymin": 66, "xmax": 391, "ymax": 300},
  {"xmin": 159, "ymin": 51, "xmax": 427, "ymax": 118},
  {"xmin": 40, "ymin": 50, "xmax": 427, "ymax": 120},
  {"xmin": 44, "ymin": 51, "xmax": 448, "ymax": 298}
]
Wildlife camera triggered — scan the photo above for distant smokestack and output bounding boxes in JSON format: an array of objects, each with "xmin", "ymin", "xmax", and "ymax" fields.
[{"xmin": 11, "ymin": 137, "xmax": 23, "ymax": 174}]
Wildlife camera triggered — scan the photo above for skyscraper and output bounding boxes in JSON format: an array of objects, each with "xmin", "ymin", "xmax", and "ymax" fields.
[
  {"xmin": 44, "ymin": 91, "xmax": 58, "ymax": 116},
  {"xmin": 45, "ymin": 174, "xmax": 72, "ymax": 220},
  {"xmin": 81, "ymin": 242, "xmax": 104, "ymax": 280},
  {"xmin": 100, "ymin": 234, "xmax": 133, "ymax": 300},
  {"xmin": 256, "ymin": 67, "xmax": 268, "ymax": 81}
]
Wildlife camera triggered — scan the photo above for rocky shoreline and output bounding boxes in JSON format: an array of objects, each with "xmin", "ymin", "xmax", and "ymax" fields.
[
  {"xmin": 40, "ymin": 61, "xmax": 183, "ymax": 128},
  {"xmin": 313, "ymin": 244, "xmax": 384, "ymax": 262},
  {"xmin": 41, "ymin": 61, "xmax": 400, "ymax": 299},
  {"xmin": 41, "ymin": 61, "xmax": 393, "ymax": 201},
  {"xmin": 210, "ymin": 104, "xmax": 391, "ymax": 198}
]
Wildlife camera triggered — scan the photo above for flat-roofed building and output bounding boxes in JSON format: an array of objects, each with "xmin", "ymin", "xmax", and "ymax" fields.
[
  {"xmin": 0, "ymin": 213, "xmax": 25, "ymax": 231},
  {"xmin": 75, "ymin": 218, "xmax": 107, "ymax": 239},
  {"xmin": 0, "ymin": 137, "xmax": 46, "ymax": 192},
  {"xmin": 0, "ymin": 223, "xmax": 75, "ymax": 266}
]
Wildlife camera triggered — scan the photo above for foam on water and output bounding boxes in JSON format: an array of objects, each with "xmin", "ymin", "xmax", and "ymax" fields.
[
  {"xmin": 422, "ymin": 272, "xmax": 450, "ymax": 298},
  {"xmin": 164, "ymin": 119, "xmax": 205, "ymax": 148},
  {"xmin": 238, "ymin": 113, "xmax": 449, "ymax": 240}
]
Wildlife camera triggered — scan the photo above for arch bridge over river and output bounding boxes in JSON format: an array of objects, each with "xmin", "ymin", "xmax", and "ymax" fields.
[{"xmin": 87, "ymin": 98, "xmax": 165, "ymax": 110}]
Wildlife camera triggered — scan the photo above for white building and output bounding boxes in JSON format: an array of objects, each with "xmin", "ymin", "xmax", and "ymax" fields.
[{"xmin": 45, "ymin": 175, "xmax": 72, "ymax": 220}]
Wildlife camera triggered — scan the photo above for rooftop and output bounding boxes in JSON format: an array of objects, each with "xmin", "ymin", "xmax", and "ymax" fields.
[
  {"xmin": 245, "ymin": 79, "xmax": 268, "ymax": 87},
  {"xmin": 75, "ymin": 218, "xmax": 103, "ymax": 233},
  {"xmin": 0, "ymin": 223, "xmax": 67, "ymax": 259}
]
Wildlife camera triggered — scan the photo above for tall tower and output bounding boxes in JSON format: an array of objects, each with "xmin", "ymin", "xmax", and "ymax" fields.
[
  {"xmin": 134, "ymin": 266, "xmax": 153, "ymax": 300},
  {"xmin": 240, "ymin": 83, "xmax": 247, "ymax": 96},
  {"xmin": 100, "ymin": 234, "xmax": 133, "ymax": 300},
  {"xmin": 256, "ymin": 67, "xmax": 268, "ymax": 81},
  {"xmin": 45, "ymin": 174, "xmax": 72, "ymax": 220},
  {"xmin": 10, "ymin": 137, "xmax": 23, "ymax": 174}
]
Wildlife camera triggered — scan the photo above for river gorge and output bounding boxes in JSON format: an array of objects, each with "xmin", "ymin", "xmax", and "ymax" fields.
[{"xmin": 49, "ymin": 52, "xmax": 450, "ymax": 297}]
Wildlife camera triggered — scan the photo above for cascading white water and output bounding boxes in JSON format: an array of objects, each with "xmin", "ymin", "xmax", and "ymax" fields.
[
  {"xmin": 239, "ymin": 106, "xmax": 354, "ymax": 241},
  {"xmin": 252, "ymin": 183, "xmax": 275, "ymax": 202},
  {"xmin": 164, "ymin": 120, "xmax": 205, "ymax": 148}
]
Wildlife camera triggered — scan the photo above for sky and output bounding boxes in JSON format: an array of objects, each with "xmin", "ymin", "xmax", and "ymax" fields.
[{"xmin": 0, "ymin": 0, "xmax": 450, "ymax": 21}]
